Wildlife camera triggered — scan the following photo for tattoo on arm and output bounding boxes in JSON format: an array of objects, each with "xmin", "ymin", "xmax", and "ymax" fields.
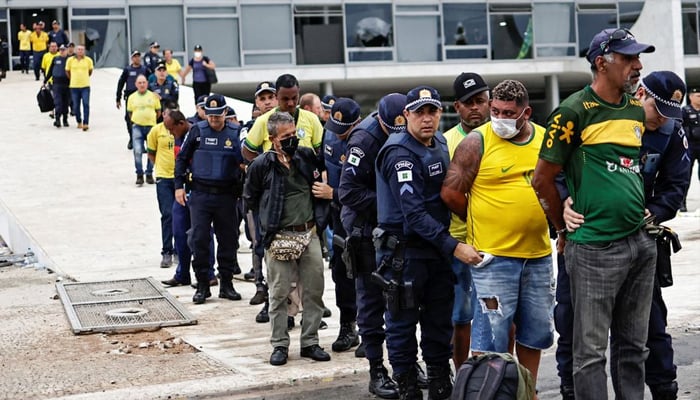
[{"xmin": 444, "ymin": 134, "xmax": 482, "ymax": 195}]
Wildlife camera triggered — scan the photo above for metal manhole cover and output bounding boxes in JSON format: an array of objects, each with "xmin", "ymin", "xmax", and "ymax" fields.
[{"xmin": 56, "ymin": 277, "xmax": 197, "ymax": 334}]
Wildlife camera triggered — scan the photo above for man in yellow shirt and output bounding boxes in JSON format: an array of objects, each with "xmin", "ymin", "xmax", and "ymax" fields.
[
  {"xmin": 41, "ymin": 42, "xmax": 58, "ymax": 82},
  {"xmin": 127, "ymin": 74, "xmax": 161, "ymax": 185},
  {"xmin": 65, "ymin": 45, "xmax": 94, "ymax": 131},
  {"xmin": 147, "ymin": 106, "xmax": 177, "ymax": 268},
  {"xmin": 163, "ymin": 49, "xmax": 181, "ymax": 81},
  {"xmin": 29, "ymin": 22, "xmax": 49, "ymax": 80},
  {"xmin": 17, "ymin": 23, "xmax": 32, "ymax": 74}
]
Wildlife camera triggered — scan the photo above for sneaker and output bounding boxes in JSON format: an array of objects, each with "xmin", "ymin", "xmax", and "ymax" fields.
[
  {"xmin": 145, "ymin": 174, "xmax": 155, "ymax": 184},
  {"xmin": 135, "ymin": 174, "xmax": 144, "ymax": 186},
  {"xmin": 82, "ymin": 125, "xmax": 89, "ymax": 131},
  {"xmin": 160, "ymin": 253, "xmax": 173, "ymax": 268}
]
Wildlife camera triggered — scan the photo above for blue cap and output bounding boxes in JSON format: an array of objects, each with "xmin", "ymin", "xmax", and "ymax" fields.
[
  {"xmin": 195, "ymin": 95, "xmax": 208, "ymax": 107},
  {"xmin": 640, "ymin": 71, "xmax": 686, "ymax": 120},
  {"xmin": 255, "ymin": 81, "xmax": 276, "ymax": 97},
  {"xmin": 225, "ymin": 106, "xmax": 237, "ymax": 119},
  {"xmin": 405, "ymin": 86, "xmax": 442, "ymax": 111},
  {"xmin": 321, "ymin": 95, "xmax": 337, "ymax": 111},
  {"xmin": 378, "ymin": 93, "xmax": 407, "ymax": 132},
  {"xmin": 204, "ymin": 94, "xmax": 227, "ymax": 115},
  {"xmin": 586, "ymin": 28, "xmax": 654, "ymax": 64},
  {"xmin": 325, "ymin": 98, "xmax": 361, "ymax": 135}
]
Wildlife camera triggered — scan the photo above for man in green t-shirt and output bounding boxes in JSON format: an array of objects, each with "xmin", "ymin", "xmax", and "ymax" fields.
[{"xmin": 532, "ymin": 28, "xmax": 657, "ymax": 400}]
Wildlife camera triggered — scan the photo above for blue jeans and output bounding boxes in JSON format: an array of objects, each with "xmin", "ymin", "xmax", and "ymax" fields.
[
  {"xmin": 20, "ymin": 50, "xmax": 31, "ymax": 71},
  {"xmin": 470, "ymin": 255, "xmax": 555, "ymax": 353},
  {"xmin": 451, "ymin": 257, "xmax": 475, "ymax": 325},
  {"xmin": 155, "ymin": 178, "xmax": 174, "ymax": 255},
  {"xmin": 32, "ymin": 50, "xmax": 45, "ymax": 79},
  {"xmin": 131, "ymin": 125, "xmax": 154, "ymax": 175},
  {"xmin": 70, "ymin": 87, "xmax": 90, "ymax": 125},
  {"xmin": 172, "ymin": 200, "xmax": 214, "ymax": 284},
  {"xmin": 565, "ymin": 229, "xmax": 656, "ymax": 400}
]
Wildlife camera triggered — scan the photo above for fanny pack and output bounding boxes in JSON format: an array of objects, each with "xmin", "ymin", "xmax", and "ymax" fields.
[{"xmin": 268, "ymin": 229, "xmax": 313, "ymax": 261}]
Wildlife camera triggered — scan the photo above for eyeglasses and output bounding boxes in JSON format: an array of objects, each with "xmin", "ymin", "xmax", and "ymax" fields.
[{"xmin": 600, "ymin": 28, "xmax": 634, "ymax": 54}]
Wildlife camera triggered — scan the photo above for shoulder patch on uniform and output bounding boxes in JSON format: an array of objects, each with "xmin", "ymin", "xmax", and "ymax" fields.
[
  {"xmin": 350, "ymin": 147, "xmax": 365, "ymax": 158},
  {"xmin": 397, "ymin": 170, "xmax": 413, "ymax": 182},
  {"xmin": 347, "ymin": 147, "xmax": 364, "ymax": 166},
  {"xmin": 394, "ymin": 160, "xmax": 413, "ymax": 171}
]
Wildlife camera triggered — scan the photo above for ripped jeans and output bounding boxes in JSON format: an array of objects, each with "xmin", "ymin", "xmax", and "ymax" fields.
[{"xmin": 470, "ymin": 255, "xmax": 555, "ymax": 353}]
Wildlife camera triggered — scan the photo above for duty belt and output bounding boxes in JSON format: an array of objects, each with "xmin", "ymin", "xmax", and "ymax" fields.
[{"xmin": 282, "ymin": 220, "xmax": 315, "ymax": 232}]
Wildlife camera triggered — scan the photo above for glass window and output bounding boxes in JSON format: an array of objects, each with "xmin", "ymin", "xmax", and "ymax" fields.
[
  {"xmin": 619, "ymin": 2, "xmax": 644, "ymax": 29},
  {"xmin": 0, "ymin": 9, "xmax": 7, "ymax": 20},
  {"xmin": 187, "ymin": 7, "xmax": 236, "ymax": 15},
  {"xmin": 294, "ymin": 5, "xmax": 344, "ymax": 65},
  {"xmin": 533, "ymin": 3, "xmax": 575, "ymax": 57},
  {"xmin": 345, "ymin": 3, "xmax": 393, "ymax": 62},
  {"xmin": 489, "ymin": 4, "xmax": 533, "ymax": 60},
  {"xmin": 577, "ymin": 8, "xmax": 617, "ymax": 57},
  {"xmin": 186, "ymin": 18, "xmax": 240, "ymax": 67},
  {"xmin": 683, "ymin": 9, "xmax": 699, "ymax": 55},
  {"xmin": 72, "ymin": 8, "xmax": 126, "ymax": 17},
  {"xmin": 130, "ymin": 6, "xmax": 185, "ymax": 53},
  {"xmin": 243, "ymin": 53, "xmax": 293, "ymax": 65},
  {"xmin": 442, "ymin": 3, "xmax": 487, "ymax": 60},
  {"xmin": 240, "ymin": 4, "xmax": 293, "ymax": 51},
  {"xmin": 69, "ymin": 19, "xmax": 128, "ymax": 68},
  {"xmin": 396, "ymin": 15, "xmax": 440, "ymax": 62}
]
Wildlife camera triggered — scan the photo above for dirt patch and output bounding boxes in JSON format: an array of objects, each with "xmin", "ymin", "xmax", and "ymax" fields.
[{"xmin": 0, "ymin": 266, "xmax": 234, "ymax": 400}]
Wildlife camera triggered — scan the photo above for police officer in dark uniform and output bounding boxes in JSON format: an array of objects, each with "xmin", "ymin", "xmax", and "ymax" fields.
[
  {"xmin": 45, "ymin": 44, "xmax": 70, "ymax": 128},
  {"xmin": 555, "ymin": 71, "xmax": 690, "ymax": 400},
  {"xmin": 188, "ymin": 95, "xmax": 208, "ymax": 125},
  {"xmin": 175, "ymin": 94, "xmax": 245, "ymax": 304},
  {"xmin": 314, "ymin": 98, "xmax": 362, "ymax": 353},
  {"xmin": 338, "ymin": 93, "xmax": 407, "ymax": 399},
  {"xmin": 149, "ymin": 62, "xmax": 179, "ymax": 117},
  {"xmin": 117, "ymin": 50, "xmax": 149, "ymax": 149},
  {"xmin": 681, "ymin": 87, "xmax": 700, "ymax": 211},
  {"xmin": 143, "ymin": 41, "xmax": 162, "ymax": 76},
  {"xmin": 375, "ymin": 86, "xmax": 480, "ymax": 400}
]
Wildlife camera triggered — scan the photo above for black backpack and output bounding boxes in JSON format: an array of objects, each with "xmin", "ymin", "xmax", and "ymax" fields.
[{"xmin": 451, "ymin": 353, "xmax": 534, "ymax": 400}]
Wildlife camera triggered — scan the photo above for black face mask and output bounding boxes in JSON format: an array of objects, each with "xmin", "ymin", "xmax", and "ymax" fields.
[{"xmin": 279, "ymin": 135, "xmax": 299, "ymax": 157}]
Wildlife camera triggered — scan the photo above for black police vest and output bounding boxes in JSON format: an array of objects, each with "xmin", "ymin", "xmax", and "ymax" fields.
[
  {"xmin": 324, "ymin": 130, "xmax": 348, "ymax": 189},
  {"xmin": 191, "ymin": 121, "xmax": 243, "ymax": 185},
  {"xmin": 51, "ymin": 56, "xmax": 68, "ymax": 82},
  {"xmin": 125, "ymin": 64, "xmax": 148, "ymax": 94},
  {"xmin": 150, "ymin": 80, "xmax": 176, "ymax": 101},
  {"xmin": 376, "ymin": 131, "xmax": 450, "ymax": 235},
  {"xmin": 640, "ymin": 119, "xmax": 675, "ymax": 193}
]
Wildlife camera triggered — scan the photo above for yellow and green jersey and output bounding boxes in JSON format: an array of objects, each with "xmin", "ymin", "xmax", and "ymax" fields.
[
  {"xmin": 127, "ymin": 90, "xmax": 161, "ymax": 127},
  {"xmin": 468, "ymin": 121, "xmax": 551, "ymax": 258},
  {"xmin": 539, "ymin": 85, "xmax": 646, "ymax": 244},
  {"xmin": 146, "ymin": 123, "xmax": 175, "ymax": 178},
  {"xmin": 244, "ymin": 107, "xmax": 323, "ymax": 153},
  {"xmin": 443, "ymin": 123, "xmax": 469, "ymax": 242}
]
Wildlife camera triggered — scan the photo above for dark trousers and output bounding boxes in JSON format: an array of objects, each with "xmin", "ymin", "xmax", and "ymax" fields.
[
  {"xmin": 330, "ymin": 208, "xmax": 357, "ymax": 324},
  {"xmin": 124, "ymin": 91, "xmax": 135, "ymax": 140},
  {"xmin": 252, "ymin": 210, "xmax": 266, "ymax": 287},
  {"xmin": 554, "ymin": 253, "xmax": 676, "ymax": 391},
  {"xmin": 188, "ymin": 190, "xmax": 239, "ymax": 281},
  {"xmin": 378, "ymin": 248, "xmax": 455, "ymax": 374},
  {"xmin": 52, "ymin": 83, "xmax": 70, "ymax": 120},
  {"xmin": 32, "ymin": 50, "xmax": 45, "ymax": 79},
  {"xmin": 155, "ymin": 178, "xmax": 174, "ymax": 255},
  {"xmin": 20, "ymin": 50, "xmax": 31, "ymax": 72},
  {"xmin": 192, "ymin": 81, "xmax": 211, "ymax": 105},
  {"xmin": 172, "ymin": 200, "xmax": 215, "ymax": 284},
  {"xmin": 354, "ymin": 237, "xmax": 387, "ymax": 362}
]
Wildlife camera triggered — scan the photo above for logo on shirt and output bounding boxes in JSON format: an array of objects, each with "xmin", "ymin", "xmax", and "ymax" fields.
[
  {"xmin": 397, "ymin": 170, "xmax": 413, "ymax": 182},
  {"xmin": 501, "ymin": 165, "xmax": 515, "ymax": 173},
  {"xmin": 428, "ymin": 162, "xmax": 443, "ymax": 176},
  {"xmin": 546, "ymin": 113, "xmax": 574, "ymax": 149},
  {"xmin": 224, "ymin": 138, "xmax": 233, "ymax": 149},
  {"xmin": 634, "ymin": 126, "xmax": 642, "ymax": 139},
  {"xmin": 297, "ymin": 128, "xmax": 306, "ymax": 138},
  {"xmin": 347, "ymin": 147, "xmax": 364, "ymax": 167}
]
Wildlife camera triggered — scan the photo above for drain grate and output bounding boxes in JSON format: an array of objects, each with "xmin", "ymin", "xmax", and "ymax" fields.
[{"xmin": 56, "ymin": 277, "xmax": 197, "ymax": 334}]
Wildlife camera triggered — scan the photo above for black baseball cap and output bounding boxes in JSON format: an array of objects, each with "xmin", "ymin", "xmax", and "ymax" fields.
[
  {"xmin": 150, "ymin": 41, "xmax": 160, "ymax": 48},
  {"xmin": 155, "ymin": 62, "xmax": 166, "ymax": 71},
  {"xmin": 586, "ymin": 28, "xmax": 654, "ymax": 64},
  {"xmin": 325, "ymin": 98, "xmax": 361, "ymax": 135},
  {"xmin": 194, "ymin": 44, "xmax": 203, "ymax": 51},
  {"xmin": 454, "ymin": 72, "xmax": 489, "ymax": 103}
]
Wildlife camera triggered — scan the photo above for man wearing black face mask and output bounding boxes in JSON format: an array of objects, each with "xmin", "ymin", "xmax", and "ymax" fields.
[{"xmin": 244, "ymin": 111, "xmax": 331, "ymax": 366}]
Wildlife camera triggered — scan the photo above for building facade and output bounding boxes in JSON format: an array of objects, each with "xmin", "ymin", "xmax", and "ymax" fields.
[{"xmin": 1, "ymin": 0, "xmax": 696, "ymax": 122}]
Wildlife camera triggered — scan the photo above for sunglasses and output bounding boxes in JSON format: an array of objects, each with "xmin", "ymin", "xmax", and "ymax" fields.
[{"xmin": 600, "ymin": 28, "xmax": 634, "ymax": 54}]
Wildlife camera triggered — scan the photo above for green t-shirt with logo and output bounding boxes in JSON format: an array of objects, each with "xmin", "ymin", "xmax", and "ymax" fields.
[{"xmin": 539, "ymin": 85, "xmax": 646, "ymax": 244}]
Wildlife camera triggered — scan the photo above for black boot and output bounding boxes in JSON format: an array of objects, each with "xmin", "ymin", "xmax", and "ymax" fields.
[
  {"xmin": 192, "ymin": 280, "xmax": 211, "ymax": 304},
  {"xmin": 394, "ymin": 369, "xmax": 423, "ymax": 400},
  {"xmin": 249, "ymin": 283, "xmax": 268, "ymax": 305},
  {"xmin": 218, "ymin": 273, "xmax": 242, "ymax": 300},
  {"xmin": 255, "ymin": 301, "xmax": 270, "ymax": 323},
  {"xmin": 53, "ymin": 118, "xmax": 61, "ymax": 128},
  {"xmin": 415, "ymin": 363, "xmax": 428, "ymax": 389},
  {"xmin": 332, "ymin": 321, "xmax": 360, "ymax": 352},
  {"xmin": 369, "ymin": 359, "xmax": 399, "ymax": 399},
  {"xmin": 650, "ymin": 381, "xmax": 678, "ymax": 400},
  {"xmin": 426, "ymin": 363, "xmax": 452, "ymax": 400}
]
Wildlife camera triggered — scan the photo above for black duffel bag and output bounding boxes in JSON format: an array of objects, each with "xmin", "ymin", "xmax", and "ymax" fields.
[{"xmin": 37, "ymin": 85, "xmax": 54, "ymax": 113}]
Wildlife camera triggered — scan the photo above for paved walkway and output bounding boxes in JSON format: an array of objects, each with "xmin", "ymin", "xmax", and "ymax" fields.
[{"xmin": 1, "ymin": 69, "xmax": 699, "ymax": 399}]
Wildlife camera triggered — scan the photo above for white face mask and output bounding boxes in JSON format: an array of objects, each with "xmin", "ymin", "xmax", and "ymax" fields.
[
  {"xmin": 194, "ymin": 51, "xmax": 203, "ymax": 59},
  {"xmin": 491, "ymin": 108, "xmax": 526, "ymax": 139}
]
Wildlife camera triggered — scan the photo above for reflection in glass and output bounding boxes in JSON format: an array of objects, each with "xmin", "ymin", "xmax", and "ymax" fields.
[
  {"xmin": 619, "ymin": 2, "xmax": 644, "ymax": 29},
  {"xmin": 72, "ymin": 8, "xmax": 125, "ymax": 16},
  {"xmin": 577, "ymin": 13, "xmax": 616, "ymax": 57},
  {"xmin": 345, "ymin": 4, "xmax": 393, "ymax": 47},
  {"xmin": 490, "ymin": 13, "xmax": 532, "ymax": 59},
  {"xmin": 443, "ymin": 3, "xmax": 487, "ymax": 46},
  {"xmin": 69, "ymin": 19, "xmax": 127, "ymax": 67},
  {"xmin": 533, "ymin": 3, "xmax": 575, "ymax": 57},
  {"xmin": 294, "ymin": 5, "xmax": 343, "ymax": 65},
  {"xmin": 130, "ymin": 6, "xmax": 184, "ymax": 53}
]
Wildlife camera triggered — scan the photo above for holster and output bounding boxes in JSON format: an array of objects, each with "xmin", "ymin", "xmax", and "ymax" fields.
[
  {"xmin": 333, "ymin": 233, "xmax": 356, "ymax": 279},
  {"xmin": 655, "ymin": 226, "xmax": 681, "ymax": 288},
  {"xmin": 371, "ymin": 229, "xmax": 415, "ymax": 312}
]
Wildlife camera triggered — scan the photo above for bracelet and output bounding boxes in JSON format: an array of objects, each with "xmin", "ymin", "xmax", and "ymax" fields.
[{"xmin": 556, "ymin": 228, "xmax": 567, "ymax": 235}]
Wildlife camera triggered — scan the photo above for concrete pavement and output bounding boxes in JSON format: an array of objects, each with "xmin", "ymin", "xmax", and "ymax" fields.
[{"xmin": 1, "ymin": 68, "xmax": 699, "ymax": 399}]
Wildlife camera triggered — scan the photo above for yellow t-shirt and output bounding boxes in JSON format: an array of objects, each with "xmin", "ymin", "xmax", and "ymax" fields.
[
  {"xmin": 466, "ymin": 121, "xmax": 551, "ymax": 258},
  {"xmin": 146, "ymin": 123, "xmax": 175, "ymax": 178},
  {"xmin": 65, "ymin": 56, "xmax": 94, "ymax": 88},
  {"xmin": 443, "ymin": 123, "xmax": 469, "ymax": 242},
  {"xmin": 244, "ymin": 107, "xmax": 323, "ymax": 153},
  {"xmin": 127, "ymin": 90, "xmax": 161, "ymax": 127},
  {"xmin": 165, "ymin": 59, "xmax": 181, "ymax": 81},
  {"xmin": 18, "ymin": 30, "xmax": 31, "ymax": 51},
  {"xmin": 29, "ymin": 31, "xmax": 49, "ymax": 52},
  {"xmin": 41, "ymin": 52, "xmax": 58, "ymax": 75}
]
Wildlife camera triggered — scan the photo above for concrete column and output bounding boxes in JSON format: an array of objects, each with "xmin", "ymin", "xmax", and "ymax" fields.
[
  {"xmin": 544, "ymin": 74, "xmax": 560, "ymax": 116},
  {"xmin": 632, "ymin": 0, "xmax": 685, "ymax": 81},
  {"xmin": 321, "ymin": 81, "xmax": 333, "ymax": 97}
]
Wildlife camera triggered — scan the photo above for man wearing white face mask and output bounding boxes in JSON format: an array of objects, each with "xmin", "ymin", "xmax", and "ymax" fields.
[{"xmin": 441, "ymin": 79, "xmax": 552, "ymax": 391}]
